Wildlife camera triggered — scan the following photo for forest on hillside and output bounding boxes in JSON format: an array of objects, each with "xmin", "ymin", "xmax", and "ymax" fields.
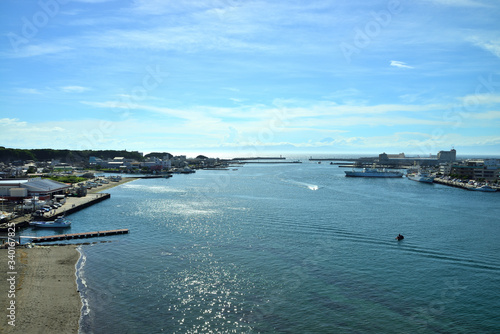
[{"xmin": 0, "ymin": 147, "xmax": 145, "ymax": 163}]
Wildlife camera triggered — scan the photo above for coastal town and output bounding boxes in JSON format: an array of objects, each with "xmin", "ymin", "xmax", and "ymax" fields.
[
  {"xmin": 0, "ymin": 147, "xmax": 499, "ymax": 333},
  {"xmin": 1, "ymin": 148, "xmax": 499, "ymax": 233},
  {"xmin": 0, "ymin": 150, "xmax": 232, "ymax": 232}
]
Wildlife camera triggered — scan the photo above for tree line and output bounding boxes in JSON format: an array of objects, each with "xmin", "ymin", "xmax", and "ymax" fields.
[{"xmin": 0, "ymin": 147, "xmax": 146, "ymax": 163}]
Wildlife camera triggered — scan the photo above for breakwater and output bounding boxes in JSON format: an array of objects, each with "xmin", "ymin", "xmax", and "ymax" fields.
[
  {"xmin": 231, "ymin": 157, "xmax": 286, "ymax": 160},
  {"xmin": 433, "ymin": 178, "xmax": 472, "ymax": 190},
  {"xmin": 241, "ymin": 161, "xmax": 302, "ymax": 164},
  {"xmin": 0, "ymin": 193, "xmax": 112, "ymax": 232},
  {"xmin": 433, "ymin": 178, "xmax": 499, "ymax": 191},
  {"xmin": 30, "ymin": 229, "xmax": 129, "ymax": 243},
  {"xmin": 42, "ymin": 193, "xmax": 111, "ymax": 220}
]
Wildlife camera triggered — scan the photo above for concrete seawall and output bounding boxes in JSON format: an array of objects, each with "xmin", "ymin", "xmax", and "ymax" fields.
[
  {"xmin": 0, "ymin": 194, "xmax": 112, "ymax": 231},
  {"xmin": 40, "ymin": 193, "xmax": 111, "ymax": 220}
]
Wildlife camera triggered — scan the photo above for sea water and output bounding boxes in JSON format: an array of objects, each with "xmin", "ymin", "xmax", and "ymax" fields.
[{"xmin": 29, "ymin": 161, "xmax": 500, "ymax": 333}]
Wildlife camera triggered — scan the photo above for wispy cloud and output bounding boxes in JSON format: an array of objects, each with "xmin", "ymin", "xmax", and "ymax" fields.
[
  {"xmin": 390, "ymin": 61, "xmax": 414, "ymax": 69},
  {"xmin": 0, "ymin": 118, "xmax": 27, "ymax": 126},
  {"xmin": 469, "ymin": 36, "xmax": 500, "ymax": 58},
  {"xmin": 422, "ymin": 0, "xmax": 489, "ymax": 7},
  {"xmin": 61, "ymin": 86, "xmax": 91, "ymax": 93},
  {"xmin": 1, "ymin": 0, "xmax": 499, "ymax": 154},
  {"xmin": 4, "ymin": 43, "xmax": 73, "ymax": 58},
  {"xmin": 17, "ymin": 88, "xmax": 42, "ymax": 95},
  {"xmin": 466, "ymin": 110, "xmax": 500, "ymax": 120},
  {"xmin": 459, "ymin": 93, "xmax": 500, "ymax": 105},
  {"xmin": 72, "ymin": 0, "xmax": 117, "ymax": 3}
]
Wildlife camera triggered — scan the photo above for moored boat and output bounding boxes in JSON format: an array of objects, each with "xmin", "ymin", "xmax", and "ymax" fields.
[
  {"xmin": 29, "ymin": 216, "xmax": 71, "ymax": 228},
  {"xmin": 473, "ymin": 185, "xmax": 497, "ymax": 192},
  {"xmin": 407, "ymin": 172, "xmax": 435, "ymax": 183}
]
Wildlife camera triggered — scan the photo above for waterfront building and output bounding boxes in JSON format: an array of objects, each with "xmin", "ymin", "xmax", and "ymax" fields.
[
  {"xmin": 437, "ymin": 149, "xmax": 457, "ymax": 162},
  {"xmin": 141, "ymin": 156, "xmax": 172, "ymax": 170},
  {"xmin": 0, "ymin": 178, "xmax": 71, "ymax": 201},
  {"xmin": 378, "ymin": 149, "xmax": 457, "ymax": 167},
  {"xmin": 90, "ymin": 156, "xmax": 137, "ymax": 170},
  {"xmin": 439, "ymin": 163, "xmax": 452, "ymax": 176},
  {"xmin": 170, "ymin": 155, "xmax": 188, "ymax": 168},
  {"xmin": 450, "ymin": 160, "xmax": 499, "ymax": 181}
]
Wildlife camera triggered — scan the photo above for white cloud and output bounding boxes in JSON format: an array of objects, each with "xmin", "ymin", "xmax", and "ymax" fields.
[
  {"xmin": 0, "ymin": 118, "xmax": 27, "ymax": 127},
  {"xmin": 422, "ymin": 0, "xmax": 489, "ymax": 7},
  {"xmin": 469, "ymin": 37, "xmax": 500, "ymax": 58},
  {"xmin": 5, "ymin": 44, "xmax": 73, "ymax": 58},
  {"xmin": 71, "ymin": 0, "xmax": 116, "ymax": 3},
  {"xmin": 1, "ymin": 115, "xmax": 497, "ymax": 154},
  {"xmin": 61, "ymin": 86, "xmax": 90, "ymax": 93},
  {"xmin": 17, "ymin": 88, "xmax": 42, "ymax": 95},
  {"xmin": 465, "ymin": 110, "xmax": 500, "ymax": 120},
  {"xmin": 459, "ymin": 93, "xmax": 500, "ymax": 105},
  {"xmin": 390, "ymin": 61, "xmax": 414, "ymax": 69}
]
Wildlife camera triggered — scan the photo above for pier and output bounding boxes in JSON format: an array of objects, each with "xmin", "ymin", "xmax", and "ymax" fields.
[
  {"xmin": 241, "ymin": 161, "xmax": 302, "ymax": 164},
  {"xmin": 1, "ymin": 177, "xmax": 138, "ymax": 232},
  {"xmin": 433, "ymin": 178, "xmax": 499, "ymax": 191},
  {"xmin": 40, "ymin": 193, "xmax": 111, "ymax": 220},
  {"xmin": 30, "ymin": 229, "xmax": 129, "ymax": 243},
  {"xmin": 231, "ymin": 157, "xmax": 286, "ymax": 160},
  {"xmin": 0, "ymin": 193, "xmax": 112, "ymax": 232}
]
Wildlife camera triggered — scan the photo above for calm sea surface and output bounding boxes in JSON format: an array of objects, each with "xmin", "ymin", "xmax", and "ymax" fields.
[{"xmin": 28, "ymin": 161, "xmax": 500, "ymax": 333}]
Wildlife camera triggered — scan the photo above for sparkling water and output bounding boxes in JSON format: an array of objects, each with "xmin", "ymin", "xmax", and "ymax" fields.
[{"xmin": 31, "ymin": 161, "xmax": 500, "ymax": 333}]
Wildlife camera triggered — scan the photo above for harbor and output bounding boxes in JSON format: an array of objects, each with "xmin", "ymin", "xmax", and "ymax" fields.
[
  {"xmin": 433, "ymin": 177, "xmax": 499, "ymax": 191},
  {"xmin": 1, "ymin": 156, "xmax": 499, "ymax": 333},
  {"xmin": 0, "ymin": 177, "xmax": 137, "ymax": 232},
  {"xmin": 39, "ymin": 193, "xmax": 110, "ymax": 220}
]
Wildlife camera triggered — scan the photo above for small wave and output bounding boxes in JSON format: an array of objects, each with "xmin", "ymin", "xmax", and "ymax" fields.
[
  {"xmin": 248, "ymin": 215, "xmax": 500, "ymax": 273},
  {"xmin": 396, "ymin": 244, "xmax": 500, "ymax": 272},
  {"xmin": 76, "ymin": 246, "xmax": 91, "ymax": 331}
]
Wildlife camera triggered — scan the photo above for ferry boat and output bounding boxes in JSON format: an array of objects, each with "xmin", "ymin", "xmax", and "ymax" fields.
[
  {"xmin": 29, "ymin": 216, "xmax": 71, "ymax": 228},
  {"xmin": 345, "ymin": 168, "xmax": 403, "ymax": 178},
  {"xmin": 407, "ymin": 172, "xmax": 435, "ymax": 183}
]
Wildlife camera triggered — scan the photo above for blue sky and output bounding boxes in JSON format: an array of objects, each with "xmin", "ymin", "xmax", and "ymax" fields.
[{"xmin": 1, "ymin": 0, "xmax": 499, "ymax": 157}]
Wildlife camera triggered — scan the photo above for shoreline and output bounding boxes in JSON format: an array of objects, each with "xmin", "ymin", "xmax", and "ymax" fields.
[
  {"xmin": 0, "ymin": 177, "xmax": 138, "ymax": 333},
  {"xmin": 0, "ymin": 246, "xmax": 81, "ymax": 333},
  {"xmin": 87, "ymin": 176, "xmax": 138, "ymax": 194}
]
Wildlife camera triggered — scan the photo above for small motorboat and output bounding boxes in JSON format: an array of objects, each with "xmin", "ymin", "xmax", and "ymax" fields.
[
  {"xmin": 395, "ymin": 234, "xmax": 404, "ymax": 241},
  {"xmin": 30, "ymin": 216, "xmax": 71, "ymax": 228}
]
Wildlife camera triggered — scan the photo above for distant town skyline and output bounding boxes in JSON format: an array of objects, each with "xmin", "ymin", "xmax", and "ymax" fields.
[{"xmin": 1, "ymin": 0, "xmax": 499, "ymax": 156}]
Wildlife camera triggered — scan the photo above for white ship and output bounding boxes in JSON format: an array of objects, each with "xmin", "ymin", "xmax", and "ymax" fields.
[
  {"xmin": 407, "ymin": 172, "xmax": 435, "ymax": 183},
  {"xmin": 29, "ymin": 216, "xmax": 71, "ymax": 228},
  {"xmin": 345, "ymin": 168, "xmax": 403, "ymax": 178}
]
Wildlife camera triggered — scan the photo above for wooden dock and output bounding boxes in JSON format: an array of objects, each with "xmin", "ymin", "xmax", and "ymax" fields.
[{"xmin": 30, "ymin": 229, "xmax": 129, "ymax": 243}]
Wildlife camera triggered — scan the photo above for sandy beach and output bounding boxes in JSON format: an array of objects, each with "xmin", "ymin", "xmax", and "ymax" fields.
[
  {"xmin": 0, "ymin": 176, "xmax": 137, "ymax": 333},
  {"xmin": 0, "ymin": 246, "xmax": 81, "ymax": 333}
]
